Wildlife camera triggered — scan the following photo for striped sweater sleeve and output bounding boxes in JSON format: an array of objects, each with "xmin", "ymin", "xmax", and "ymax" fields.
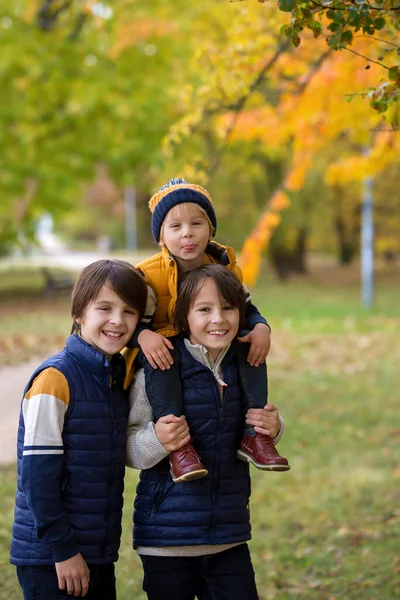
[
  {"xmin": 21, "ymin": 367, "xmax": 80, "ymax": 563},
  {"xmin": 126, "ymin": 369, "xmax": 169, "ymax": 470}
]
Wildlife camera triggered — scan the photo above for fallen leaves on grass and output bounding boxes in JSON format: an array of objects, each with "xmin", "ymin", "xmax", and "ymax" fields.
[
  {"xmin": 270, "ymin": 331, "xmax": 400, "ymax": 378},
  {"xmin": 0, "ymin": 334, "xmax": 65, "ymax": 366}
]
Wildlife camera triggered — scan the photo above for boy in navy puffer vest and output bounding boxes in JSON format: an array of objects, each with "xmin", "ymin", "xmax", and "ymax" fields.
[
  {"xmin": 126, "ymin": 265, "xmax": 288, "ymax": 600},
  {"xmin": 10, "ymin": 259, "xmax": 147, "ymax": 600}
]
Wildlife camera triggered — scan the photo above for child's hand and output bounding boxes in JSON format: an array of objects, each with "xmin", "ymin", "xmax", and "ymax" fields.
[
  {"xmin": 155, "ymin": 415, "xmax": 191, "ymax": 452},
  {"xmin": 55, "ymin": 553, "xmax": 90, "ymax": 597},
  {"xmin": 138, "ymin": 330, "xmax": 174, "ymax": 370},
  {"xmin": 245, "ymin": 403, "xmax": 280, "ymax": 438},
  {"xmin": 237, "ymin": 323, "xmax": 271, "ymax": 367}
]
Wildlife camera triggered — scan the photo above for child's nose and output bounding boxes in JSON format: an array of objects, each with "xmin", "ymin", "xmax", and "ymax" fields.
[
  {"xmin": 211, "ymin": 310, "xmax": 224, "ymax": 323},
  {"xmin": 182, "ymin": 224, "xmax": 193, "ymax": 237},
  {"xmin": 110, "ymin": 312, "xmax": 123, "ymax": 325}
]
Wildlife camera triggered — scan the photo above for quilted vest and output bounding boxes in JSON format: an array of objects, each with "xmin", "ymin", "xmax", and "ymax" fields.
[
  {"xmin": 133, "ymin": 338, "xmax": 252, "ymax": 548},
  {"xmin": 10, "ymin": 335, "xmax": 129, "ymax": 566},
  {"xmin": 136, "ymin": 241, "xmax": 243, "ymax": 337}
]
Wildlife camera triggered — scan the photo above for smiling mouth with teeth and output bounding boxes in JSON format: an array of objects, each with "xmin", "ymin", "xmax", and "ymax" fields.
[
  {"xmin": 103, "ymin": 331, "xmax": 124, "ymax": 339},
  {"xmin": 207, "ymin": 330, "xmax": 228, "ymax": 336}
]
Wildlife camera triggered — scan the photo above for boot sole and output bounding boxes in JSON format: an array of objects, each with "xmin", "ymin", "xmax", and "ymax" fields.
[
  {"xmin": 237, "ymin": 450, "xmax": 291, "ymax": 471},
  {"xmin": 171, "ymin": 468, "xmax": 208, "ymax": 483}
]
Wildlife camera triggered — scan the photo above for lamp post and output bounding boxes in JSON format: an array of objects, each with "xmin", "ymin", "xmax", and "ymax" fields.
[{"xmin": 360, "ymin": 164, "xmax": 374, "ymax": 308}]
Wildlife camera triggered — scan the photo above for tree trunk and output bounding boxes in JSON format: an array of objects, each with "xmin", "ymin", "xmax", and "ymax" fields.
[
  {"xmin": 335, "ymin": 210, "xmax": 359, "ymax": 265},
  {"xmin": 269, "ymin": 226, "xmax": 309, "ymax": 280},
  {"xmin": 291, "ymin": 226, "xmax": 308, "ymax": 273}
]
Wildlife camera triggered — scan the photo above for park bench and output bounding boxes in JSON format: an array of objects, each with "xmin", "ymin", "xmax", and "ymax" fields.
[{"xmin": 41, "ymin": 267, "xmax": 75, "ymax": 296}]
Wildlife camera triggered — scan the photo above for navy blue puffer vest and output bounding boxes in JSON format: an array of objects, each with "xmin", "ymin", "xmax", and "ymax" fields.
[
  {"xmin": 133, "ymin": 338, "xmax": 252, "ymax": 547},
  {"xmin": 10, "ymin": 335, "xmax": 129, "ymax": 565}
]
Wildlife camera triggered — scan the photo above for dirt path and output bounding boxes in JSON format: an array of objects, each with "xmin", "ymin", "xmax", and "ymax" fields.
[{"xmin": 0, "ymin": 359, "xmax": 43, "ymax": 464}]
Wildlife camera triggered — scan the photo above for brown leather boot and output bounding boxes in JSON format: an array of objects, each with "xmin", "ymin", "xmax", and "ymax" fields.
[
  {"xmin": 169, "ymin": 441, "xmax": 208, "ymax": 483},
  {"xmin": 237, "ymin": 434, "xmax": 290, "ymax": 471}
]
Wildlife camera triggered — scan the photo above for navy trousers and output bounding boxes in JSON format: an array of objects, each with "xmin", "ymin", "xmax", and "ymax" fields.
[
  {"xmin": 140, "ymin": 543, "xmax": 259, "ymax": 600},
  {"xmin": 16, "ymin": 563, "xmax": 116, "ymax": 600}
]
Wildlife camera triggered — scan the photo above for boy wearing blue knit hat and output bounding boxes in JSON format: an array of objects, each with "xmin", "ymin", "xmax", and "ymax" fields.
[{"xmin": 132, "ymin": 178, "xmax": 290, "ymax": 482}]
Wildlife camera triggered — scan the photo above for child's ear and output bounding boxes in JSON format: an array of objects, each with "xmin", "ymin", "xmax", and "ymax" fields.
[{"xmin": 75, "ymin": 316, "xmax": 83, "ymax": 325}]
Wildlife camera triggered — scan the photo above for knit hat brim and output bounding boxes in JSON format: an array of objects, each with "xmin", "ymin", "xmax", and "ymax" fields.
[{"xmin": 150, "ymin": 183, "xmax": 217, "ymax": 243}]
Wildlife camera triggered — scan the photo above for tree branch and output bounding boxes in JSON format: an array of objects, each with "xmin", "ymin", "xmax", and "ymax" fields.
[
  {"xmin": 37, "ymin": 0, "xmax": 73, "ymax": 30},
  {"xmin": 293, "ymin": 48, "xmax": 333, "ymax": 95},
  {"xmin": 344, "ymin": 47, "xmax": 390, "ymax": 69},
  {"xmin": 311, "ymin": 1, "xmax": 347, "ymax": 10},
  {"xmin": 353, "ymin": 35, "xmax": 398, "ymax": 47},
  {"xmin": 311, "ymin": 0, "xmax": 400, "ymax": 9},
  {"xmin": 207, "ymin": 39, "xmax": 291, "ymax": 176},
  {"xmin": 68, "ymin": 11, "xmax": 89, "ymax": 41}
]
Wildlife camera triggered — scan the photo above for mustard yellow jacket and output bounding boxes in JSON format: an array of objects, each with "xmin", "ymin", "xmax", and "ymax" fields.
[{"xmin": 136, "ymin": 241, "xmax": 243, "ymax": 338}]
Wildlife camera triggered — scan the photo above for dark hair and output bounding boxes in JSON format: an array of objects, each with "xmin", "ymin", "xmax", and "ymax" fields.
[
  {"xmin": 174, "ymin": 264, "xmax": 246, "ymax": 334},
  {"xmin": 71, "ymin": 259, "xmax": 147, "ymax": 334}
]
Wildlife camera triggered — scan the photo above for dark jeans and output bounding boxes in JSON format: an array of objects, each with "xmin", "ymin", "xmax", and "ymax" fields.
[
  {"xmin": 16, "ymin": 563, "xmax": 116, "ymax": 600},
  {"xmin": 139, "ymin": 346, "xmax": 183, "ymax": 421},
  {"xmin": 237, "ymin": 340, "xmax": 268, "ymax": 436},
  {"xmin": 140, "ymin": 339, "xmax": 268, "ymax": 437},
  {"xmin": 140, "ymin": 543, "xmax": 258, "ymax": 600}
]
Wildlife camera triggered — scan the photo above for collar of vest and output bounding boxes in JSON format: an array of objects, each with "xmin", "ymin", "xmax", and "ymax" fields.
[{"xmin": 65, "ymin": 334, "xmax": 123, "ymax": 380}]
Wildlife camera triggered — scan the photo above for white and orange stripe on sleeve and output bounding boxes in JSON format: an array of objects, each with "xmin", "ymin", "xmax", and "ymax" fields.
[{"xmin": 22, "ymin": 367, "xmax": 69, "ymax": 456}]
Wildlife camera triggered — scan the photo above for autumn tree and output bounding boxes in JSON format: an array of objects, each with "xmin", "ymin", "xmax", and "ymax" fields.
[
  {"xmin": 160, "ymin": 2, "xmax": 400, "ymax": 283},
  {"xmin": 251, "ymin": 0, "xmax": 400, "ymax": 114},
  {"xmin": 0, "ymin": 0, "xmax": 193, "ymax": 252}
]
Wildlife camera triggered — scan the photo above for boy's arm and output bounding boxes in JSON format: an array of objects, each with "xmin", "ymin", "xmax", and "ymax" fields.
[
  {"xmin": 20, "ymin": 368, "xmax": 80, "ymax": 563},
  {"xmin": 243, "ymin": 283, "xmax": 270, "ymax": 331},
  {"xmin": 126, "ymin": 370, "xmax": 189, "ymax": 469},
  {"xmin": 127, "ymin": 284, "xmax": 174, "ymax": 370},
  {"xmin": 126, "ymin": 369, "xmax": 170, "ymax": 469},
  {"xmin": 239, "ymin": 283, "xmax": 271, "ymax": 366},
  {"xmin": 127, "ymin": 284, "xmax": 157, "ymax": 347}
]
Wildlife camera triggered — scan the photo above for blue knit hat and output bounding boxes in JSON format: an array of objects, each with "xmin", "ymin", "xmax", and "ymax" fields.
[{"xmin": 149, "ymin": 178, "xmax": 217, "ymax": 243}]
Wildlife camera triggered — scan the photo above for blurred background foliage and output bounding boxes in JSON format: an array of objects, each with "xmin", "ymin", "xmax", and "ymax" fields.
[
  {"xmin": 0, "ymin": 4, "xmax": 399, "ymax": 598},
  {"xmin": 0, "ymin": 0, "xmax": 399, "ymax": 275}
]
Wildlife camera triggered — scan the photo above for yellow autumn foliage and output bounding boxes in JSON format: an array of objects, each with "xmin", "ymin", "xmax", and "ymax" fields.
[
  {"xmin": 270, "ymin": 190, "xmax": 291, "ymax": 210},
  {"xmin": 161, "ymin": 3, "xmax": 400, "ymax": 285},
  {"xmin": 284, "ymin": 164, "xmax": 309, "ymax": 192}
]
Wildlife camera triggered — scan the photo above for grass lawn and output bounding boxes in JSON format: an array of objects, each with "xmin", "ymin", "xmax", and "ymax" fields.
[
  {"xmin": 0, "ymin": 257, "xmax": 399, "ymax": 599},
  {"xmin": 0, "ymin": 265, "xmax": 74, "ymax": 365}
]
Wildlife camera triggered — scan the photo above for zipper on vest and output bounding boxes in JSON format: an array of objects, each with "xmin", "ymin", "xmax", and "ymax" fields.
[
  {"xmin": 209, "ymin": 379, "xmax": 224, "ymax": 543},
  {"xmin": 109, "ymin": 372, "xmax": 118, "ymax": 433},
  {"xmin": 105, "ymin": 373, "xmax": 119, "ymax": 556},
  {"xmin": 212, "ymin": 370, "xmax": 227, "ymax": 398}
]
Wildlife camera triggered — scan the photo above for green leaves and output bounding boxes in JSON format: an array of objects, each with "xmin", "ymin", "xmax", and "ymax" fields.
[
  {"xmin": 0, "ymin": 1, "xmax": 193, "ymax": 249},
  {"xmin": 312, "ymin": 21, "xmax": 323, "ymax": 38},
  {"xmin": 388, "ymin": 66, "xmax": 400, "ymax": 85},
  {"xmin": 374, "ymin": 17, "xmax": 386, "ymax": 30},
  {"xmin": 278, "ymin": 0, "xmax": 295, "ymax": 12},
  {"xmin": 271, "ymin": 0, "xmax": 399, "ymax": 114}
]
